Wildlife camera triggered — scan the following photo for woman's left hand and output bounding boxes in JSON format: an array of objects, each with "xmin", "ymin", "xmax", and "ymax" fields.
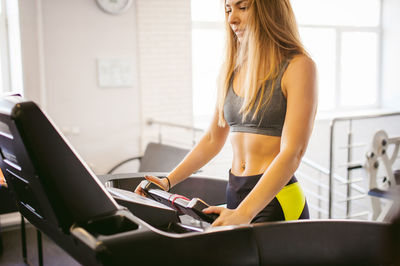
[{"xmin": 203, "ymin": 206, "xmax": 252, "ymax": 227}]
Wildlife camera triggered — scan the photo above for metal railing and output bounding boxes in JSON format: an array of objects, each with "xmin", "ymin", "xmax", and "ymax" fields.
[
  {"xmin": 298, "ymin": 157, "xmax": 352, "ymax": 218},
  {"xmin": 328, "ymin": 112, "xmax": 400, "ymax": 218},
  {"xmin": 146, "ymin": 118, "xmax": 204, "ymax": 146},
  {"xmin": 296, "ymin": 112, "xmax": 400, "ymax": 219},
  {"xmin": 147, "ymin": 112, "xmax": 400, "ymax": 220}
]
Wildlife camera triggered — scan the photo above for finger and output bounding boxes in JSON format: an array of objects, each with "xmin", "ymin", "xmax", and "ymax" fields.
[
  {"xmin": 203, "ymin": 206, "xmax": 223, "ymax": 214},
  {"xmin": 135, "ymin": 185, "xmax": 148, "ymax": 197},
  {"xmin": 144, "ymin": 175, "xmax": 168, "ymax": 191},
  {"xmin": 134, "ymin": 186, "xmax": 144, "ymax": 196},
  {"xmin": 144, "ymin": 175, "xmax": 161, "ymax": 184}
]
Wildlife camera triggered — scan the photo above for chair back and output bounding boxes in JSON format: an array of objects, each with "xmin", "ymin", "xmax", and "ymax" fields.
[{"xmin": 139, "ymin": 142, "xmax": 189, "ymax": 172}]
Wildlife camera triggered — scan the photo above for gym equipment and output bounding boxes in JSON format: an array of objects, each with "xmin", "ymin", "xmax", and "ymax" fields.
[
  {"xmin": 366, "ymin": 130, "xmax": 400, "ymax": 222},
  {"xmin": 140, "ymin": 180, "xmax": 219, "ymax": 224},
  {"xmin": 0, "ymin": 144, "xmax": 40, "ymax": 265},
  {"xmin": 0, "ymin": 96, "xmax": 393, "ymax": 265}
]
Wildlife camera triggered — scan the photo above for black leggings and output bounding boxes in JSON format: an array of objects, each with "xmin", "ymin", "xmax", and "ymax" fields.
[{"xmin": 226, "ymin": 170, "xmax": 309, "ymax": 223}]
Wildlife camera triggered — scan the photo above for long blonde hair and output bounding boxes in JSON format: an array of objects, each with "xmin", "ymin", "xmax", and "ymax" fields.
[{"xmin": 217, "ymin": 0, "xmax": 306, "ymax": 126}]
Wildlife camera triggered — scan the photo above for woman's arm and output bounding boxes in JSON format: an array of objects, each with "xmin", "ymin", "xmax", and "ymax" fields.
[
  {"xmin": 166, "ymin": 107, "xmax": 230, "ymax": 188},
  {"xmin": 136, "ymin": 106, "xmax": 230, "ymax": 194},
  {"xmin": 205, "ymin": 55, "xmax": 318, "ymax": 225}
]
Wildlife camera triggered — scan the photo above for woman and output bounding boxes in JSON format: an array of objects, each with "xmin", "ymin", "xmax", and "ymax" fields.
[{"xmin": 136, "ymin": 0, "xmax": 317, "ymax": 227}]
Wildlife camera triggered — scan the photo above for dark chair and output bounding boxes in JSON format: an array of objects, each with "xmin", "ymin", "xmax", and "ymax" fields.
[{"xmin": 107, "ymin": 142, "xmax": 190, "ymax": 174}]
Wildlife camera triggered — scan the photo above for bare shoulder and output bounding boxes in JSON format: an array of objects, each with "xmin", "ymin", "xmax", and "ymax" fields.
[
  {"xmin": 282, "ymin": 54, "xmax": 317, "ymax": 94},
  {"xmin": 287, "ymin": 54, "xmax": 316, "ymax": 76}
]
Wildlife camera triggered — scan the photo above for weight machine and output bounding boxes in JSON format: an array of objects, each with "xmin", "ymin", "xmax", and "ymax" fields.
[{"xmin": 366, "ymin": 130, "xmax": 400, "ymax": 222}]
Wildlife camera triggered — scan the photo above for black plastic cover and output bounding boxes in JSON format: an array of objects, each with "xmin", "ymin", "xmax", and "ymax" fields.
[{"xmin": 0, "ymin": 97, "xmax": 119, "ymax": 231}]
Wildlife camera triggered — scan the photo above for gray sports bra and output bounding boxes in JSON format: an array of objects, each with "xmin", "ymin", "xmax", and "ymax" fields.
[{"xmin": 223, "ymin": 60, "xmax": 290, "ymax": 136}]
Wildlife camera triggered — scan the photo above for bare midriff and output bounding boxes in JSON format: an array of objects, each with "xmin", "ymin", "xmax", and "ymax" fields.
[{"xmin": 230, "ymin": 132, "xmax": 281, "ymax": 176}]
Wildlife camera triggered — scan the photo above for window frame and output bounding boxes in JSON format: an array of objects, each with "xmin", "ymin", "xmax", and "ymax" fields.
[
  {"xmin": 298, "ymin": 22, "xmax": 383, "ymax": 111},
  {"xmin": 0, "ymin": 0, "xmax": 23, "ymax": 96},
  {"xmin": 191, "ymin": 20, "xmax": 225, "ymax": 127},
  {"xmin": 0, "ymin": 0, "xmax": 11, "ymax": 94},
  {"xmin": 191, "ymin": 0, "xmax": 383, "ymax": 116}
]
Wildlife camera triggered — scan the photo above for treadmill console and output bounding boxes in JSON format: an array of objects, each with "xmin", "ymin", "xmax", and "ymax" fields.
[
  {"xmin": 107, "ymin": 187, "xmax": 180, "ymax": 228},
  {"xmin": 107, "ymin": 181, "xmax": 218, "ymax": 232},
  {"xmin": 140, "ymin": 180, "xmax": 219, "ymax": 224}
]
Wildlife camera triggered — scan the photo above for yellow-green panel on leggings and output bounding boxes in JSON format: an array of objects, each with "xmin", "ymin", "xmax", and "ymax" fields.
[{"xmin": 276, "ymin": 182, "xmax": 306, "ymax": 220}]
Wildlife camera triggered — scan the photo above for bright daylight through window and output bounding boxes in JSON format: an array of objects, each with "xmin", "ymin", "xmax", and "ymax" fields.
[
  {"xmin": 191, "ymin": 0, "xmax": 382, "ymax": 126},
  {"xmin": 0, "ymin": 0, "xmax": 23, "ymax": 96}
]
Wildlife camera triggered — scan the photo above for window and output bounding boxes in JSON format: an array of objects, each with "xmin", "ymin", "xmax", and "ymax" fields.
[
  {"xmin": 0, "ymin": 0, "xmax": 8, "ymax": 93},
  {"xmin": 191, "ymin": 0, "xmax": 382, "ymax": 124},
  {"xmin": 292, "ymin": 0, "xmax": 382, "ymax": 111},
  {"xmin": 191, "ymin": 0, "xmax": 225, "ymax": 128},
  {"xmin": 0, "ymin": 0, "xmax": 23, "ymax": 95}
]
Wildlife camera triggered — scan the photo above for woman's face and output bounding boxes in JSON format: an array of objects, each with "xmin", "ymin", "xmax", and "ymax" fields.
[{"xmin": 225, "ymin": 0, "xmax": 250, "ymax": 42}]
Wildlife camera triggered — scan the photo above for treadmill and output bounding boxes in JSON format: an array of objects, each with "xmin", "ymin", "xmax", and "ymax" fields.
[{"xmin": 0, "ymin": 96, "xmax": 393, "ymax": 265}]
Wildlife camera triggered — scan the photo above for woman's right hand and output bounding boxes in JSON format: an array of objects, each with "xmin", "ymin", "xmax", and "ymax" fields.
[{"xmin": 134, "ymin": 175, "xmax": 169, "ymax": 197}]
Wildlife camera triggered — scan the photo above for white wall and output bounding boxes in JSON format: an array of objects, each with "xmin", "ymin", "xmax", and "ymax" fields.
[
  {"xmin": 18, "ymin": 0, "xmax": 41, "ymax": 104},
  {"xmin": 137, "ymin": 0, "xmax": 193, "ymax": 149},
  {"xmin": 18, "ymin": 0, "xmax": 193, "ymax": 174},
  {"xmin": 1, "ymin": 0, "xmax": 192, "ymax": 227},
  {"xmin": 20, "ymin": 0, "xmax": 141, "ymax": 174}
]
